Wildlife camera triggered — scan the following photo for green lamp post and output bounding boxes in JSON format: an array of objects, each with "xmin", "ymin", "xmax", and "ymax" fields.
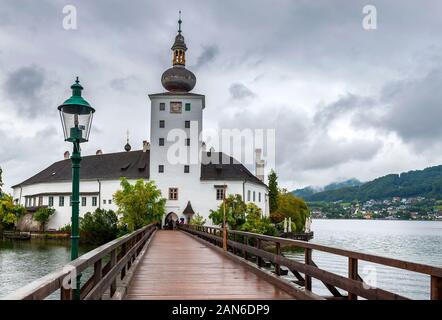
[{"xmin": 58, "ymin": 77, "xmax": 95, "ymax": 300}]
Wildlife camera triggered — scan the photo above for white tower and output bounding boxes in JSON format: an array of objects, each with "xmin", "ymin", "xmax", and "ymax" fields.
[{"xmin": 148, "ymin": 13, "xmax": 204, "ymax": 224}]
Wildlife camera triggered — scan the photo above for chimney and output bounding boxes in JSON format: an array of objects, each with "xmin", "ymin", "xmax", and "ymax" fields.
[
  {"xmin": 64, "ymin": 151, "xmax": 70, "ymax": 160},
  {"xmin": 96, "ymin": 149, "xmax": 103, "ymax": 156},
  {"xmin": 255, "ymin": 148, "xmax": 265, "ymax": 182},
  {"xmin": 143, "ymin": 140, "xmax": 150, "ymax": 152}
]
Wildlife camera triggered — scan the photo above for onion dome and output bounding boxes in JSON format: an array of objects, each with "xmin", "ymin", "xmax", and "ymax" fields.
[
  {"xmin": 161, "ymin": 11, "xmax": 196, "ymax": 92},
  {"xmin": 124, "ymin": 130, "xmax": 131, "ymax": 152}
]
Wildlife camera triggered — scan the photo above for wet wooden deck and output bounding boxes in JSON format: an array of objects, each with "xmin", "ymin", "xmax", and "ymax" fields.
[{"xmin": 126, "ymin": 230, "xmax": 295, "ymax": 300}]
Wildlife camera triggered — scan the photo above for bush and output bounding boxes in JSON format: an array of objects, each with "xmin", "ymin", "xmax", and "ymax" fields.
[
  {"xmin": 59, "ymin": 224, "xmax": 71, "ymax": 233},
  {"xmin": 190, "ymin": 213, "xmax": 206, "ymax": 226},
  {"xmin": 34, "ymin": 207, "xmax": 55, "ymax": 231},
  {"xmin": 239, "ymin": 203, "xmax": 276, "ymax": 236},
  {"xmin": 80, "ymin": 208, "xmax": 119, "ymax": 245},
  {"xmin": 0, "ymin": 194, "xmax": 25, "ymax": 230}
]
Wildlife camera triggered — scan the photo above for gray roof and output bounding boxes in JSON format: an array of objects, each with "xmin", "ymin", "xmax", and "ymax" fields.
[
  {"xmin": 200, "ymin": 152, "xmax": 267, "ymax": 187},
  {"xmin": 13, "ymin": 150, "xmax": 266, "ymax": 188},
  {"xmin": 13, "ymin": 150, "xmax": 150, "ymax": 187}
]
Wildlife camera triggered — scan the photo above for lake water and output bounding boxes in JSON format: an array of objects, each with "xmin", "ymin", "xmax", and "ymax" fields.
[
  {"xmin": 284, "ymin": 219, "xmax": 442, "ymax": 299},
  {"xmin": 0, "ymin": 240, "xmax": 93, "ymax": 299},
  {"xmin": 1, "ymin": 220, "xmax": 441, "ymax": 299}
]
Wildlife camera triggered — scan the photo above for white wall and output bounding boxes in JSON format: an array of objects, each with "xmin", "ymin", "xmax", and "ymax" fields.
[{"xmin": 12, "ymin": 179, "xmax": 138, "ymax": 230}]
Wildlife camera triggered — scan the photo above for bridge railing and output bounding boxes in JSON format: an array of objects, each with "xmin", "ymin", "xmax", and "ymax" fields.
[
  {"xmin": 3, "ymin": 224, "xmax": 156, "ymax": 300},
  {"xmin": 179, "ymin": 224, "xmax": 442, "ymax": 300}
]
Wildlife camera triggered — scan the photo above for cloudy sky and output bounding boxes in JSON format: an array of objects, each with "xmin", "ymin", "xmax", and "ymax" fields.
[{"xmin": 1, "ymin": 0, "xmax": 442, "ymax": 193}]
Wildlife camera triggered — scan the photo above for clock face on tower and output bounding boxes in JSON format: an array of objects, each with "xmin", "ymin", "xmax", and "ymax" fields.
[{"xmin": 170, "ymin": 101, "xmax": 182, "ymax": 113}]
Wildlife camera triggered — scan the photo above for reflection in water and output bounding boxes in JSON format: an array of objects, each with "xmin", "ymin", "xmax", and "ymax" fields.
[
  {"xmin": 283, "ymin": 220, "xmax": 442, "ymax": 300},
  {"xmin": 0, "ymin": 239, "xmax": 94, "ymax": 298}
]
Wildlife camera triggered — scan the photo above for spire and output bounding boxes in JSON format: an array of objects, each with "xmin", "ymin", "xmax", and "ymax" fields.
[
  {"xmin": 178, "ymin": 10, "xmax": 182, "ymax": 34},
  {"xmin": 124, "ymin": 129, "xmax": 131, "ymax": 152},
  {"xmin": 171, "ymin": 11, "xmax": 187, "ymax": 66}
]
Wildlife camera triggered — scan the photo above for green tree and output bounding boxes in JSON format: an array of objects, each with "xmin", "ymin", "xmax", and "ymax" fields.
[
  {"xmin": 80, "ymin": 208, "xmax": 119, "ymax": 245},
  {"xmin": 240, "ymin": 203, "xmax": 276, "ymax": 235},
  {"xmin": 268, "ymin": 169, "xmax": 279, "ymax": 213},
  {"xmin": 114, "ymin": 178, "xmax": 166, "ymax": 232},
  {"xmin": 34, "ymin": 207, "xmax": 55, "ymax": 231},
  {"xmin": 0, "ymin": 194, "xmax": 25, "ymax": 230},
  {"xmin": 190, "ymin": 213, "xmax": 206, "ymax": 226},
  {"xmin": 209, "ymin": 194, "xmax": 246, "ymax": 229},
  {"xmin": 275, "ymin": 191, "xmax": 310, "ymax": 232},
  {"xmin": 0, "ymin": 166, "xmax": 3, "ymax": 197}
]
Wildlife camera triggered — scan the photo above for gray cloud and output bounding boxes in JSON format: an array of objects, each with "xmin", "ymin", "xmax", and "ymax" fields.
[
  {"xmin": 3, "ymin": 65, "xmax": 47, "ymax": 117},
  {"xmin": 193, "ymin": 45, "xmax": 219, "ymax": 70},
  {"xmin": 229, "ymin": 83, "xmax": 256, "ymax": 100},
  {"xmin": 110, "ymin": 76, "xmax": 137, "ymax": 91}
]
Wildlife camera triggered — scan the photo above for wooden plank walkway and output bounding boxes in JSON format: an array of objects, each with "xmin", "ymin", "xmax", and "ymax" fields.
[{"xmin": 126, "ymin": 230, "xmax": 295, "ymax": 300}]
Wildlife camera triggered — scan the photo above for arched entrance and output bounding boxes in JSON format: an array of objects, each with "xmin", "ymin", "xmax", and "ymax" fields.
[{"xmin": 165, "ymin": 212, "xmax": 179, "ymax": 230}]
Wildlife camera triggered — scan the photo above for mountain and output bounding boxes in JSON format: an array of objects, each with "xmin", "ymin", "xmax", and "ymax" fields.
[
  {"xmin": 301, "ymin": 165, "xmax": 442, "ymax": 202},
  {"xmin": 292, "ymin": 178, "xmax": 363, "ymax": 198}
]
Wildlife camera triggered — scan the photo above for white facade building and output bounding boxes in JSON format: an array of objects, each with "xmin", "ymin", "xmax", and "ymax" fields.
[{"xmin": 12, "ymin": 17, "xmax": 268, "ymax": 230}]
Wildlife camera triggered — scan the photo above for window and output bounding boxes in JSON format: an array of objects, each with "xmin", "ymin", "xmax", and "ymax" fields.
[
  {"xmin": 185, "ymin": 138, "xmax": 190, "ymax": 146},
  {"xmin": 159, "ymin": 120, "xmax": 165, "ymax": 128},
  {"xmin": 33, "ymin": 197, "xmax": 36, "ymax": 207},
  {"xmin": 159, "ymin": 103, "xmax": 165, "ymax": 111},
  {"xmin": 259, "ymin": 192, "xmax": 261, "ymax": 202},
  {"xmin": 159, "ymin": 138, "xmax": 165, "ymax": 146},
  {"xmin": 253, "ymin": 191, "xmax": 256, "ymax": 202},
  {"xmin": 38, "ymin": 196, "xmax": 43, "ymax": 206},
  {"xmin": 169, "ymin": 188, "xmax": 178, "ymax": 200},
  {"xmin": 216, "ymin": 187, "xmax": 225, "ymax": 200},
  {"xmin": 184, "ymin": 165, "xmax": 190, "ymax": 173},
  {"xmin": 185, "ymin": 103, "xmax": 191, "ymax": 111},
  {"xmin": 185, "ymin": 120, "xmax": 190, "ymax": 128},
  {"xmin": 170, "ymin": 101, "xmax": 182, "ymax": 113},
  {"xmin": 48, "ymin": 196, "xmax": 54, "ymax": 207},
  {"xmin": 59, "ymin": 196, "xmax": 65, "ymax": 207},
  {"xmin": 92, "ymin": 197, "xmax": 97, "ymax": 207},
  {"xmin": 108, "ymin": 200, "xmax": 112, "ymax": 205},
  {"xmin": 159, "ymin": 165, "xmax": 164, "ymax": 173},
  {"xmin": 247, "ymin": 190, "xmax": 251, "ymax": 201},
  {"xmin": 103, "ymin": 199, "xmax": 107, "ymax": 205},
  {"xmin": 82, "ymin": 197, "xmax": 87, "ymax": 207}
]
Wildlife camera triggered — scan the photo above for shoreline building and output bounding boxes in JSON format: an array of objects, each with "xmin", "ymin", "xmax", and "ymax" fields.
[{"xmin": 12, "ymin": 16, "xmax": 268, "ymax": 230}]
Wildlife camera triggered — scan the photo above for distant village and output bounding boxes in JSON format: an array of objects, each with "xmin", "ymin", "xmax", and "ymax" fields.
[{"xmin": 309, "ymin": 196, "xmax": 442, "ymax": 221}]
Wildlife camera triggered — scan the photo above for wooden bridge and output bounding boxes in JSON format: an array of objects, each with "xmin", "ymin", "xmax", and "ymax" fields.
[{"xmin": 3, "ymin": 224, "xmax": 442, "ymax": 300}]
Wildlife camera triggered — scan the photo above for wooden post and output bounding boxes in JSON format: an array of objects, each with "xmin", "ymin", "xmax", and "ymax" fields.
[
  {"xmin": 110, "ymin": 250, "xmax": 117, "ymax": 297},
  {"xmin": 121, "ymin": 243, "xmax": 127, "ymax": 280},
  {"xmin": 275, "ymin": 242, "xmax": 281, "ymax": 276},
  {"xmin": 222, "ymin": 184, "xmax": 227, "ymax": 252},
  {"xmin": 233, "ymin": 233, "xmax": 237, "ymax": 255},
  {"xmin": 244, "ymin": 236, "xmax": 248, "ymax": 260},
  {"xmin": 431, "ymin": 276, "xmax": 442, "ymax": 300},
  {"xmin": 304, "ymin": 248, "xmax": 312, "ymax": 291},
  {"xmin": 348, "ymin": 257, "xmax": 358, "ymax": 300},
  {"xmin": 94, "ymin": 259, "xmax": 103, "ymax": 286},
  {"xmin": 60, "ymin": 287, "xmax": 71, "ymax": 300},
  {"xmin": 257, "ymin": 238, "xmax": 263, "ymax": 267}
]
